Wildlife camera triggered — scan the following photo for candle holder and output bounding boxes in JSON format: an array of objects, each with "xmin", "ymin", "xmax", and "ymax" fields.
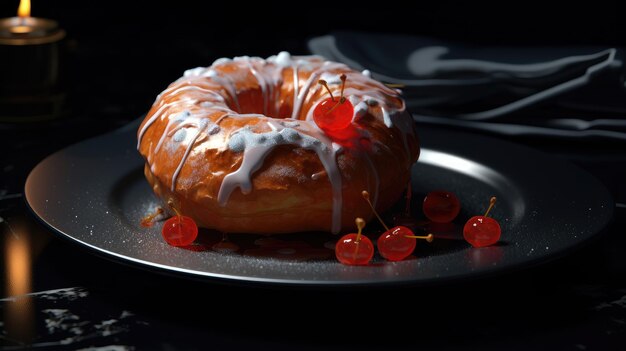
[{"xmin": 0, "ymin": 16, "xmax": 67, "ymax": 123}]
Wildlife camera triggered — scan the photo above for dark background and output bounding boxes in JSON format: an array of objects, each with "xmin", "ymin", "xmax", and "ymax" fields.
[
  {"xmin": 2, "ymin": 1, "xmax": 626, "ymax": 350},
  {"xmin": 2, "ymin": 0, "xmax": 624, "ymax": 129}
]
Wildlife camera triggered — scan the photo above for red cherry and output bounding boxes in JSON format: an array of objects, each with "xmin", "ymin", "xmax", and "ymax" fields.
[
  {"xmin": 335, "ymin": 234, "xmax": 374, "ymax": 265},
  {"xmin": 464, "ymin": 216, "xmax": 501, "ymax": 248},
  {"xmin": 377, "ymin": 226, "xmax": 416, "ymax": 261},
  {"xmin": 162, "ymin": 215, "xmax": 198, "ymax": 246},
  {"xmin": 313, "ymin": 75, "xmax": 353, "ymax": 132},
  {"xmin": 423, "ymin": 190, "xmax": 461, "ymax": 223},
  {"xmin": 361, "ymin": 190, "xmax": 434, "ymax": 261},
  {"xmin": 335, "ymin": 218, "xmax": 374, "ymax": 265},
  {"xmin": 313, "ymin": 97, "xmax": 354, "ymax": 131},
  {"xmin": 463, "ymin": 197, "xmax": 501, "ymax": 247}
]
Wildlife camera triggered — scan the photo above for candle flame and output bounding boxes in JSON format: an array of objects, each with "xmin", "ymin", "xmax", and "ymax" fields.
[{"xmin": 18, "ymin": 0, "xmax": 31, "ymax": 18}]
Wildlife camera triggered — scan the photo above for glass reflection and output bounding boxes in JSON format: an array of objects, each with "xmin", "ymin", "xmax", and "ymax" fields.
[{"xmin": 3, "ymin": 224, "xmax": 35, "ymax": 344}]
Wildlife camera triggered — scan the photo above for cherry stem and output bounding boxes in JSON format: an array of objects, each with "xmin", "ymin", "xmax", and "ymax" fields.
[
  {"xmin": 318, "ymin": 80, "xmax": 335, "ymax": 102},
  {"xmin": 355, "ymin": 217, "xmax": 366, "ymax": 243},
  {"xmin": 326, "ymin": 102, "xmax": 340, "ymax": 114},
  {"xmin": 362, "ymin": 190, "xmax": 390, "ymax": 231},
  {"xmin": 167, "ymin": 199, "xmax": 178, "ymax": 214},
  {"xmin": 325, "ymin": 98, "xmax": 345, "ymax": 115},
  {"xmin": 405, "ymin": 233, "xmax": 434, "ymax": 243},
  {"xmin": 404, "ymin": 182, "xmax": 412, "ymax": 216},
  {"xmin": 352, "ymin": 217, "xmax": 366, "ymax": 261},
  {"xmin": 148, "ymin": 208, "xmax": 164, "ymax": 221},
  {"xmin": 141, "ymin": 207, "xmax": 164, "ymax": 227},
  {"xmin": 484, "ymin": 196, "xmax": 497, "ymax": 217},
  {"xmin": 167, "ymin": 199, "xmax": 183, "ymax": 227},
  {"xmin": 339, "ymin": 74, "xmax": 347, "ymax": 100},
  {"xmin": 322, "ymin": 75, "xmax": 349, "ymax": 115}
]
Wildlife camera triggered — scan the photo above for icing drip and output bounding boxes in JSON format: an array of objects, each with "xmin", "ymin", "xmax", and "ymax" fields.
[
  {"xmin": 138, "ymin": 52, "xmax": 415, "ymax": 233},
  {"xmin": 172, "ymin": 119, "xmax": 209, "ymax": 191},
  {"xmin": 138, "ymin": 99, "xmax": 193, "ymax": 150},
  {"xmin": 291, "ymin": 72, "xmax": 320, "ymax": 120},
  {"xmin": 219, "ymin": 121, "xmax": 344, "ymax": 233},
  {"xmin": 162, "ymin": 84, "xmax": 225, "ymax": 103},
  {"xmin": 353, "ymin": 101, "xmax": 369, "ymax": 122},
  {"xmin": 166, "ymin": 113, "xmax": 264, "ymax": 191},
  {"xmin": 199, "ymin": 101, "xmax": 234, "ymax": 113},
  {"xmin": 380, "ymin": 106, "xmax": 391, "ymax": 128},
  {"xmin": 291, "ymin": 64, "xmax": 299, "ymax": 118},
  {"xmin": 154, "ymin": 111, "xmax": 191, "ymax": 153}
]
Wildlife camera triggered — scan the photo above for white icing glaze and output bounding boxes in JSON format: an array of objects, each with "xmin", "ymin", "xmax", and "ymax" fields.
[
  {"xmin": 138, "ymin": 53, "xmax": 414, "ymax": 233},
  {"xmin": 212, "ymin": 57, "xmax": 232, "ymax": 66},
  {"xmin": 268, "ymin": 51, "xmax": 293, "ymax": 68},
  {"xmin": 184, "ymin": 67, "xmax": 205, "ymax": 77},
  {"xmin": 291, "ymin": 71, "xmax": 321, "ymax": 120},
  {"xmin": 218, "ymin": 120, "xmax": 344, "ymax": 233},
  {"xmin": 353, "ymin": 101, "xmax": 369, "ymax": 122},
  {"xmin": 154, "ymin": 111, "xmax": 191, "ymax": 153},
  {"xmin": 138, "ymin": 99, "xmax": 193, "ymax": 151},
  {"xmin": 291, "ymin": 63, "xmax": 299, "ymax": 119},
  {"xmin": 171, "ymin": 119, "xmax": 209, "ymax": 191}
]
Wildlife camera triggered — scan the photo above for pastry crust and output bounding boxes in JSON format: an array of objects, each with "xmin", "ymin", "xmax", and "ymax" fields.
[{"xmin": 137, "ymin": 52, "xmax": 419, "ymax": 234}]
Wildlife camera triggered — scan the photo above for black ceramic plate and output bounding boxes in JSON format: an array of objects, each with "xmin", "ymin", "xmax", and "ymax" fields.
[{"xmin": 25, "ymin": 121, "xmax": 613, "ymax": 286}]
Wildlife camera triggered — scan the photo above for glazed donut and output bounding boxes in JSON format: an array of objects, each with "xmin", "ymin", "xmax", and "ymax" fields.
[{"xmin": 137, "ymin": 52, "xmax": 419, "ymax": 234}]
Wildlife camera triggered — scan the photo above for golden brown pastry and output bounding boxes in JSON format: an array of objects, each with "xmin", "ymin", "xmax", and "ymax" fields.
[{"xmin": 137, "ymin": 52, "xmax": 419, "ymax": 234}]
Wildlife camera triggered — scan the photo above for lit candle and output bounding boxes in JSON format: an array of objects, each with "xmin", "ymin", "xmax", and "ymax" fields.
[
  {"xmin": 0, "ymin": 0, "xmax": 65, "ymax": 44},
  {"xmin": 0, "ymin": 0, "xmax": 67, "ymax": 122}
]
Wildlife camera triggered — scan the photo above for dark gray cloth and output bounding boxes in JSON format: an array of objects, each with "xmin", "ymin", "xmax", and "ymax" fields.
[{"xmin": 308, "ymin": 32, "xmax": 626, "ymax": 141}]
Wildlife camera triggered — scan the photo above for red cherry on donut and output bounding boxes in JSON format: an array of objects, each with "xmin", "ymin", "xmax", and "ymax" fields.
[
  {"xmin": 335, "ymin": 218, "xmax": 374, "ymax": 265},
  {"xmin": 362, "ymin": 191, "xmax": 434, "ymax": 261},
  {"xmin": 162, "ymin": 215, "xmax": 198, "ymax": 246},
  {"xmin": 463, "ymin": 197, "xmax": 501, "ymax": 248},
  {"xmin": 313, "ymin": 98, "xmax": 354, "ymax": 131},
  {"xmin": 313, "ymin": 75, "xmax": 354, "ymax": 132},
  {"xmin": 423, "ymin": 190, "xmax": 461, "ymax": 223}
]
